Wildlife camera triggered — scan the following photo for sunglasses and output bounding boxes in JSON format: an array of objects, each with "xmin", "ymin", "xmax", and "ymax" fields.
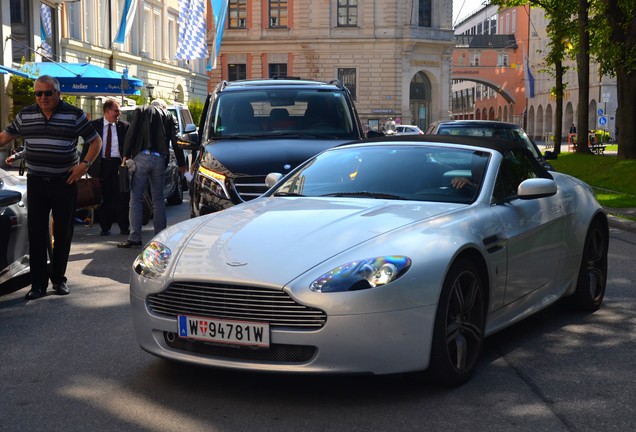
[{"xmin": 35, "ymin": 90, "xmax": 56, "ymax": 97}]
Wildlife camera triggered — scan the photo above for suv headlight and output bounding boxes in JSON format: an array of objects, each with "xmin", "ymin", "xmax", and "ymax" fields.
[{"xmin": 198, "ymin": 166, "xmax": 230, "ymax": 199}]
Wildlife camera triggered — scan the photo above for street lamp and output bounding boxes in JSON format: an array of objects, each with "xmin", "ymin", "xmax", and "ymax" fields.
[
  {"xmin": 146, "ymin": 82, "xmax": 155, "ymax": 102},
  {"xmin": 173, "ymin": 88, "xmax": 180, "ymax": 102}
]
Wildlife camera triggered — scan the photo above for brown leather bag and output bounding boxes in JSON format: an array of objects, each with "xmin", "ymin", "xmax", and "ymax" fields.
[{"xmin": 76, "ymin": 175, "xmax": 102, "ymax": 209}]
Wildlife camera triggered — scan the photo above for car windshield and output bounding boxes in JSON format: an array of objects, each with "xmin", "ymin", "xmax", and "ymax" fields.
[
  {"xmin": 210, "ymin": 89, "xmax": 357, "ymax": 139},
  {"xmin": 272, "ymin": 145, "xmax": 491, "ymax": 204}
]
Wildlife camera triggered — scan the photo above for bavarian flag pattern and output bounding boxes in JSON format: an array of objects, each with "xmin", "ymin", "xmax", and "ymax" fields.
[{"xmin": 176, "ymin": 0, "xmax": 208, "ymax": 60}]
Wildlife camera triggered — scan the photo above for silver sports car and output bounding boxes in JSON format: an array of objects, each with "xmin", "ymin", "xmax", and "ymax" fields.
[
  {"xmin": 0, "ymin": 167, "xmax": 29, "ymax": 286},
  {"xmin": 130, "ymin": 135, "xmax": 608, "ymax": 386}
]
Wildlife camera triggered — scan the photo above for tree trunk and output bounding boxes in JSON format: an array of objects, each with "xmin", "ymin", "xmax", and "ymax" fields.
[
  {"xmin": 554, "ymin": 60, "xmax": 564, "ymax": 155},
  {"xmin": 576, "ymin": 0, "xmax": 590, "ymax": 153},
  {"xmin": 616, "ymin": 70, "xmax": 636, "ymax": 159}
]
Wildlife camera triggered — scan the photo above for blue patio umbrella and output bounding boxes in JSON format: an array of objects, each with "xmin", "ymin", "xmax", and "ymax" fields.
[{"xmin": 2, "ymin": 62, "xmax": 143, "ymax": 95}]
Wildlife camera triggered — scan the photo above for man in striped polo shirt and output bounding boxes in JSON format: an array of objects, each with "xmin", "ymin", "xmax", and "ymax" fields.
[{"xmin": 0, "ymin": 75, "xmax": 102, "ymax": 300}]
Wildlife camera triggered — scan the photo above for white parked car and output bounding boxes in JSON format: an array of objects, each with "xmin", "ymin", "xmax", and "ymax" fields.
[{"xmin": 394, "ymin": 124, "xmax": 424, "ymax": 135}]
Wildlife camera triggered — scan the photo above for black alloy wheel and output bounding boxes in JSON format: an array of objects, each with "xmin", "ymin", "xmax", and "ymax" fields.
[
  {"xmin": 568, "ymin": 219, "xmax": 608, "ymax": 311},
  {"xmin": 426, "ymin": 257, "xmax": 486, "ymax": 386}
]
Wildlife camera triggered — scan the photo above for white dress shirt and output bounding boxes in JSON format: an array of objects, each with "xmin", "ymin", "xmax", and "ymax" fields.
[{"xmin": 102, "ymin": 119, "xmax": 121, "ymax": 158}]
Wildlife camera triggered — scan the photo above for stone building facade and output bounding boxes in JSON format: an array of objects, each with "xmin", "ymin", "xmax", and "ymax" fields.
[{"xmin": 207, "ymin": 0, "xmax": 455, "ymax": 131}]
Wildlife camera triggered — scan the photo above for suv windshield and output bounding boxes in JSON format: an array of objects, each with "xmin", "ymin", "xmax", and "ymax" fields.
[{"xmin": 210, "ymin": 89, "xmax": 356, "ymax": 139}]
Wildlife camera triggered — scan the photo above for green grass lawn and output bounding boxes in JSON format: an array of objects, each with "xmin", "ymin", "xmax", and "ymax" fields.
[{"xmin": 549, "ymin": 152, "xmax": 636, "ymax": 208}]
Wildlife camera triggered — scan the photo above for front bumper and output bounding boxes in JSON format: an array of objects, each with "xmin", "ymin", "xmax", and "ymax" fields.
[{"xmin": 130, "ymin": 288, "xmax": 436, "ymax": 375}]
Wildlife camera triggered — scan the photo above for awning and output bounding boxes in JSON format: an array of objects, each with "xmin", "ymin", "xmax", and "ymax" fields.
[
  {"xmin": 0, "ymin": 64, "xmax": 34, "ymax": 79},
  {"xmin": 0, "ymin": 62, "xmax": 143, "ymax": 95}
]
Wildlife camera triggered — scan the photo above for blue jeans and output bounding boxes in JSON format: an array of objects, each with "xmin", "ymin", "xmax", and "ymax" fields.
[{"xmin": 128, "ymin": 152, "xmax": 166, "ymax": 243}]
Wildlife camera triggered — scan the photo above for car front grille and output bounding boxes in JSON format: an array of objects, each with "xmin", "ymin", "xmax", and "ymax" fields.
[
  {"xmin": 147, "ymin": 282, "xmax": 327, "ymax": 329},
  {"xmin": 233, "ymin": 175, "xmax": 268, "ymax": 202}
]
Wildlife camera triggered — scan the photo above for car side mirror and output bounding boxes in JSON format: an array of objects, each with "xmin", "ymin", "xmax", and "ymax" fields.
[
  {"xmin": 366, "ymin": 130, "xmax": 385, "ymax": 138},
  {"xmin": 543, "ymin": 150, "xmax": 558, "ymax": 160},
  {"xmin": 517, "ymin": 178, "xmax": 557, "ymax": 199},
  {"xmin": 0, "ymin": 190, "xmax": 21, "ymax": 207},
  {"xmin": 265, "ymin": 173, "xmax": 284, "ymax": 188}
]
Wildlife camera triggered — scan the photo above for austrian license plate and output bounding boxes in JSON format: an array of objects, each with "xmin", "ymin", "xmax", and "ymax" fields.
[{"xmin": 178, "ymin": 315, "xmax": 270, "ymax": 348}]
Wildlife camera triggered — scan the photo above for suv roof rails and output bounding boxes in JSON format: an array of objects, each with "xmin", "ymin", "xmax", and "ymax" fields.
[
  {"xmin": 218, "ymin": 80, "xmax": 230, "ymax": 92},
  {"xmin": 328, "ymin": 79, "xmax": 344, "ymax": 90}
]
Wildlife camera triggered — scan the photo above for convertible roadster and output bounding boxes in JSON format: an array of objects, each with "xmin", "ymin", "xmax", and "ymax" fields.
[{"xmin": 130, "ymin": 135, "xmax": 608, "ymax": 386}]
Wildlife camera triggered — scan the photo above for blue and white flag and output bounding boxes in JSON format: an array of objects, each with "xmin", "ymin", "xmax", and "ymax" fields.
[
  {"xmin": 207, "ymin": 0, "xmax": 228, "ymax": 70},
  {"xmin": 114, "ymin": 0, "xmax": 138, "ymax": 45},
  {"xmin": 176, "ymin": 0, "xmax": 208, "ymax": 60},
  {"xmin": 40, "ymin": 4, "xmax": 53, "ymax": 57}
]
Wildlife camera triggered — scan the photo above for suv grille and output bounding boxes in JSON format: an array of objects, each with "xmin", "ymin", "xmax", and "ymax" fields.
[
  {"xmin": 147, "ymin": 282, "xmax": 327, "ymax": 329},
  {"xmin": 233, "ymin": 175, "xmax": 268, "ymax": 201}
]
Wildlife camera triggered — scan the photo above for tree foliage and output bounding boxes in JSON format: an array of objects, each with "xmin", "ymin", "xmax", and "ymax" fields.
[{"xmin": 490, "ymin": 0, "xmax": 636, "ymax": 159}]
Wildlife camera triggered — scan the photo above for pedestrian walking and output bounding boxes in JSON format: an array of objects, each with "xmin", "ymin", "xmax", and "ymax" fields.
[
  {"xmin": 117, "ymin": 99, "xmax": 186, "ymax": 248},
  {"xmin": 81, "ymin": 98, "xmax": 130, "ymax": 236},
  {"xmin": 0, "ymin": 75, "xmax": 101, "ymax": 300}
]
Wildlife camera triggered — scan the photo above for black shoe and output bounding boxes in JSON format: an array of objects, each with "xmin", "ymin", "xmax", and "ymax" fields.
[
  {"xmin": 117, "ymin": 240, "xmax": 142, "ymax": 248},
  {"xmin": 120, "ymin": 229, "xmax": 130, "ymax": 235},
  {"xmin": 25, "ymin": 288, "xmax": 46, "ymax": 300},
  {"xmin": 52, "ymin": 282, "xmax": 70, "ymax": 295},
  {"xmin": 100, "ymin": 230, "xmax": 111, "ymax": 236}
]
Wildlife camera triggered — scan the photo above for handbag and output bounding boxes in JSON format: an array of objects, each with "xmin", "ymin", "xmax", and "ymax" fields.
[
  {"xmin": 76, "ymin": 175, "xmax": 102, "ymax": 209},
  {"xmin": 118, "ymin": 163, "xmax": 130, "ymax": 192}
]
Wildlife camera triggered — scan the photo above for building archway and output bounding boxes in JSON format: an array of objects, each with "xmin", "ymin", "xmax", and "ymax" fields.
[
  {"xmin": 545, "ymin": 104, "xmax": 553, "ymax": 138},
  {"xmin": 536, "ymin": 105, "xmax": 544, "ymax": 140},
  {"xmin": 488, "ymin": 107, "xmax": 495, "ymax": 120},
  {"xmin": 409, "ymin": 72, "xmax": 432, "ymax": 130},
  {"xmin": 528, "ymin": 105, "xmax": 536, "ymax": 137},
  {"xmin": 588, "ymin": 100, "xmax": 597, "ymax": 132},
  {"xmin": 565, "ymin": 102, "xmax": 575, "ymax": 137}
]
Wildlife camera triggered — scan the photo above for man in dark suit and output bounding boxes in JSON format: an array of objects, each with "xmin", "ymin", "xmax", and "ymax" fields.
[{"xmin": 81, "ymin": 98, "xmax": 130, "ymax": 236}]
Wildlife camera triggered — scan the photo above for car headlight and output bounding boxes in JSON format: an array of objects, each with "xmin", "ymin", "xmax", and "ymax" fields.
[
  {"xmin": 310, "ymin": 256, "xmax": 411, "ymax": 293},
  {"xmin": 133, "ymin": 241, "xmax": 172, "ymax": 279},
  {"xmin": 198, "ymin": 165, "xmax": 230, "ymax": 199}
]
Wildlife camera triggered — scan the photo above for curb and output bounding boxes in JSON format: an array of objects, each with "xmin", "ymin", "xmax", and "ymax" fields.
[{"xmin": 607, "ymin": 214, "xmax": 636, "ymax": 234}]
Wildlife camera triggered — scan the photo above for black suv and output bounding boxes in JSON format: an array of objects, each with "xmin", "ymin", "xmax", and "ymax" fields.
[{"xmin": 190, "ymin": 78, "xmax": 369, "ymax": 216}]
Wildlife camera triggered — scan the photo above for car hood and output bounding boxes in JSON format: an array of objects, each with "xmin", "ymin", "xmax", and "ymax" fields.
[
  {"xmin": 201, "ymin": 137, "xmax": 354, "ymax": 176},
  {"xmin": 170, "ymin": 198, "xmax": 463, "ymax": 286}
]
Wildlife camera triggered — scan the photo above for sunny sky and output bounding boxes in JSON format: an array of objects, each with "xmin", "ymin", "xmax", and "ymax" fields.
[{"xmin": 453, "ymin": 0, "xmax": 487, "ymax": 26}]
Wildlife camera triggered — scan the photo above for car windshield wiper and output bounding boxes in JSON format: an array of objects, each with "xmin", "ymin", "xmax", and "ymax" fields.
[{"xmin": 321, "ymin": 191, "xmax": 408, "ymax": 200}]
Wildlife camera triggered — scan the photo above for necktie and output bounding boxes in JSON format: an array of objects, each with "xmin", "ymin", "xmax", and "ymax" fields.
[{"xmin": 105, "ymin": 123, "xmax": 112, "ymax": 158}]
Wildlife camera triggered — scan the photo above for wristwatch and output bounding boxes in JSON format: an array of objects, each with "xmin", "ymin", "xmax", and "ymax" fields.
[{"xmin": 82, "ymin": 160, "xmax": 92, "ymax": 168}]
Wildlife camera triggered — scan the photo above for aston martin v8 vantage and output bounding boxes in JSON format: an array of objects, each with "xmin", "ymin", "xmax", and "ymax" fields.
[{"xmin": 130, "ymin": 135, "xmax": 608, "ymax": 386}]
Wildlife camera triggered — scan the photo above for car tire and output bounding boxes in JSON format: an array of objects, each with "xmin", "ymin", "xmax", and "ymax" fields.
[
  {"xmin": 566, "ymin": 218, "xmax": 608, "ymax": 311},
  {"xmin": 425, "ymin": 257, "xmax": 486, "ymax": 386},
  {"xmin": 166, "ymin": 172, "xmax": 183, "ymax": 206}
]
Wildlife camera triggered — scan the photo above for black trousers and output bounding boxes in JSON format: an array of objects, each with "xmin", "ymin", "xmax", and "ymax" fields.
[
  {"xmin": 27, "ymin": 175, "xmax": 77, "ymax": 290},
  {"xmin": 96, "ymin": 158, "xmax": 130, "ymax": 232}
]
